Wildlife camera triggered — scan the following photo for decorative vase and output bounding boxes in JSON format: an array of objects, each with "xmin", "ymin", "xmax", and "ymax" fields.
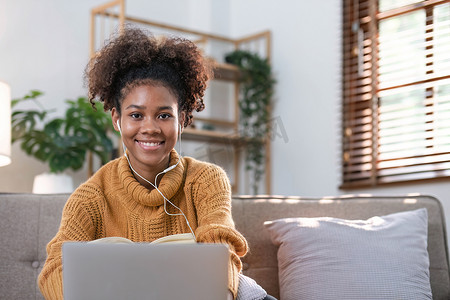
[{"xmin": 32, "ymin": 172, "xmax": 74, "ymax": 194}]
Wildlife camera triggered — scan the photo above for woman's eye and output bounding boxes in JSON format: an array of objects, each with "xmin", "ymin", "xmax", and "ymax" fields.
[
  {"xmin": 159, "ymin": 113, "xmax": 171, "ymax": 119},
  {"xmin": 130, "ymin": 113, "xmax": 142, "ymax": 119}
]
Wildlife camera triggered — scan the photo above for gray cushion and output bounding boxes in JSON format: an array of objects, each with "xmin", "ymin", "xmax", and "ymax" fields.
[{"xmin": 264, "ymin": 208, "xmax": 432, "ymax": 300}]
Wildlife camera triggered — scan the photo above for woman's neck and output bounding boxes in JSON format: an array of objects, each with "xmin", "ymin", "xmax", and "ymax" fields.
[
  {"xmin": 132, "ymin": 169, "xmax": 163, "ymax": 190},
  {"xmin": 127, "ymin": 154, "xmax": 171, "ymax": 190}
]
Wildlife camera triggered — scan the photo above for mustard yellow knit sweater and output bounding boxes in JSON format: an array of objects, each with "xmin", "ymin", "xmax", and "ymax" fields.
[{"xmin": 38, "ymin": 150, "xmax": 248, "ymax": 299}]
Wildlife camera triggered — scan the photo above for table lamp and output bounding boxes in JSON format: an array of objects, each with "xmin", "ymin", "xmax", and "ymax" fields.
[{"xmin": 0, "ymin": 81, "xmax": 11, "ymax": 167}]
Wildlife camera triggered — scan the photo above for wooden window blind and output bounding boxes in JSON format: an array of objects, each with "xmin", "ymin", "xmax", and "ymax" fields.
[{"xmin": 342, "ymin": 0, "xmax": 450, "ymax": 188}]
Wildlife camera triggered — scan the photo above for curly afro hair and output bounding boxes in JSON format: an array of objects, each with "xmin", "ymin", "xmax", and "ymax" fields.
[{"xmin": 85, "ymin": 26, "xmax": 212, "ymax": 127}]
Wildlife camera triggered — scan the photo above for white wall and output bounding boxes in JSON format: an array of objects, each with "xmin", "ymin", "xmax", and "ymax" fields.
[
  {"xmin": 0, "ymin": 0, "xmax": 449, "ymax": 244},
  {"xmin": 229, "ymin": 0, "xmax": 342, "ymax": 197}
]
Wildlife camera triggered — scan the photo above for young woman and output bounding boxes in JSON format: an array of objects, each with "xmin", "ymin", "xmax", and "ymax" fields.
[{"xmin": 38, "ymin": 27, "xmax": 273, "ymax": 300}]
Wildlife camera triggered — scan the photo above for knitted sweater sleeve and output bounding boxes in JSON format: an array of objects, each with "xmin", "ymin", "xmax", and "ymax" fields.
[
  {"xmin": 191, "ymin": 164, "xmax": 248, "ymax": 298},
  {"xmin": 38, "ymin": 185, "xmax": 103, "ymax": 300}
]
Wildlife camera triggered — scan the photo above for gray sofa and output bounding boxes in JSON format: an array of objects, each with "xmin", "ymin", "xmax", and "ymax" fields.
[{"xmin": 0, "ymin": 193, "xmax": 449, "ymax": 299}]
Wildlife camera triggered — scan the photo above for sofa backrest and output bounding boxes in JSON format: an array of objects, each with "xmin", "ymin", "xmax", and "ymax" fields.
[
  {"xmin": 232, "ymin": 194, "xmax": 450, "ymax": 300},
  {"xmin": 0, "ymin": 193, "xmax": 68, "ymax": 300}
]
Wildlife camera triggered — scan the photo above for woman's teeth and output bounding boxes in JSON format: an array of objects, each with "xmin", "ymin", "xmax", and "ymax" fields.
[{"xmin": 140, "ymin": 141, "xmax": 162, "ymax": 146}]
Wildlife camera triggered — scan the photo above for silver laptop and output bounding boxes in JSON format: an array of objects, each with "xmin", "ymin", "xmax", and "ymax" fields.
[{"xmin": 62, "ymin": 242, "xmax": 229, "ymax": 300}]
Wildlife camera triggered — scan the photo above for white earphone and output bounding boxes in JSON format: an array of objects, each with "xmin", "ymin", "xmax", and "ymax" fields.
[{"xmin": 116, "ymin": 120, "xmax": 121, "ymax": 132}]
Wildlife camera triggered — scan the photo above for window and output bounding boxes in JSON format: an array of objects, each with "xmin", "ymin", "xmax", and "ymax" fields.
[{"xmin": 342, "ymin": 0, "xmax": 450, "ymax": 188}]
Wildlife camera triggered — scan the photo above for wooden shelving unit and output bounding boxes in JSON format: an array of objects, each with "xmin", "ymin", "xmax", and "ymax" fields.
[{"xmin": 90, "ymin": 0, "xmax": 272, "ymax": 194}]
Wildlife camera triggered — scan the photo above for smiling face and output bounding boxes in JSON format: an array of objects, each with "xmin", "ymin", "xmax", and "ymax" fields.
[{"xmin": 111, "ymin": 84, "xmax": 183, "ymax": 179}]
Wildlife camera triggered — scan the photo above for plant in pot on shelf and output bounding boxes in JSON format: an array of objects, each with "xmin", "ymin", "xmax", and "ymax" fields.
[
  {"xmin": 11, "ymin": 90, "xmax": 116, "ymax": 193},
  {"xmin": 225, "ymin": 50, "xmax": 275, "ymax": 194}
]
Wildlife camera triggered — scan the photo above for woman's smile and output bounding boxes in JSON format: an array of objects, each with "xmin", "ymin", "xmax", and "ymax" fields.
[{"xmin": 136, "ymin": 139, "xmax": 164, "ymax": 150}]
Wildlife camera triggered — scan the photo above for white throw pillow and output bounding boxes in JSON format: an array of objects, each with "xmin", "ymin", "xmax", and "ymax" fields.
[{"xmin": 264, "ymin": 209, "xmax": 432, "ymax": 300}]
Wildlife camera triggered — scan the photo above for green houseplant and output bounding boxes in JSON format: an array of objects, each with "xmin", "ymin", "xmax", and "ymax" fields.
[
  {"xmin": 11, "ymin": 90, "xmax": 116, "ymax": 174},
  {"xmin": 225, "ymin": 50, "xmax": 275, "ymax": 194}
]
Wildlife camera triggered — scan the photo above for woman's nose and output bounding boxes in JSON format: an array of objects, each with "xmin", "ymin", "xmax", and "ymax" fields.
[{"xmin": 141, "ymin": 118, "xmax": 161, "ymax": 134}]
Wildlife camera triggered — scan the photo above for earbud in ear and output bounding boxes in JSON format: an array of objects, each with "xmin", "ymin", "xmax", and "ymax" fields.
[
  {"xmin": 179, "ymin": 124, "xmax": 182, "ymax": 133},
  {"xmin": 116, "ymin": 120, "xmax": 121, "ymax": 133}
]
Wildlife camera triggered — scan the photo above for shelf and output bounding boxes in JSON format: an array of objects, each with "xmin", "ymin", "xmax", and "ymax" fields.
[
  {"xmin": 182, "ymin": 128, "xmax": 244, "ymax": 144},
  {"xmin": 182, "ymin": 128, "xmax": 266, "ymax": 146},
  {"xmin": 193, "ymin": 117, "xmax": 235, "ymax": 127},
  {"xmin": 212, "ymin": 62, "xmax": 241, "ymax": 81}
]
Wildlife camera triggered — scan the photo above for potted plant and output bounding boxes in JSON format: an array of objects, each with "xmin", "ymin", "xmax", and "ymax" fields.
[
  {"xmin": 225, "ymin": 50, "xmax": 275, "ymax": 194},
  {"xmin": 11, "ymin": 90, "xmax": 116, "ymax": 193}
]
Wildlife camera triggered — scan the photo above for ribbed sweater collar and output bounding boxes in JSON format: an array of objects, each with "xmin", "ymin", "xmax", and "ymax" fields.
[{"xmin": 116, "ymin": 149, "xmax": 184, "ymax": 207}]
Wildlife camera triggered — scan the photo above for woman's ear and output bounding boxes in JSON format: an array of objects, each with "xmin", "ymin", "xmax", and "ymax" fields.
[
  {"xmin": 178, "ymin": 111, "xmax": 186, "ymax": 133},
  {"xmin": 111, "ymin": 107, "xmax": 120, "ymax": 132}
]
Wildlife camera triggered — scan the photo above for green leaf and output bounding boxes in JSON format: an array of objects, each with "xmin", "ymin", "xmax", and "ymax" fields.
[{"xmin": 11, "ymin": 91, "xmax": 116, "ymax": 173}]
